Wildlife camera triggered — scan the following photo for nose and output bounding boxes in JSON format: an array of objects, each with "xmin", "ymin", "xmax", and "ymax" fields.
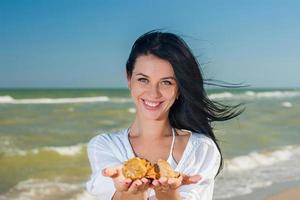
[{"xmin": 147, "ymin": 84, "xmax": 162, "ymax": 99}]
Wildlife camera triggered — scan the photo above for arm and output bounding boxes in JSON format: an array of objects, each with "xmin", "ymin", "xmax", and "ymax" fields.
[{"xmin": 86, "ymin": 134, "xmax": 122, "ymax": 199}]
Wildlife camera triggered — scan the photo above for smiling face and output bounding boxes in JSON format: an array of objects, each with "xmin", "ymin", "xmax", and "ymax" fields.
[{"xmin": 127, "ymin": 54, "xmax": 179, "ymax": 121}]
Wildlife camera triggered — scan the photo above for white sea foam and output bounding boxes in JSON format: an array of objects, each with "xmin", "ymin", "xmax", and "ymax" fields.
[
  {"xmin": 128, "ymin": 107, "xmax": 136, "ymax": 113},
  {"xmin": 281, "ymin": 101, "xmax": 293, "ymax": 108},
  {"xmin": 245, "ymin": 90, "xmax": 256, "ymax": 96},
  {"xmin": 215, "ymin": 180, "xmax": 273, "ymax": 199},
  {"xmin": 208, "ymin": 90, "xmax": 300, "ymax": 101},
  {"xmin": 4, "ymin": 143, "xmax": 85, "ymax": 157},
  {"xmin": 245, "ymin": 90, "xmax": 300, "ymax": 99},
  {"xmin": 225, "ymin": 146, "xmax": 293, "ymax": 171},
  {"xmin": 255, "ymin": 91, "xmax": 300, "ymax": 98},
  {"xmin": 0, "ymin": 178, "xmax": 89, "ymax": 200},
  {"xmin": 42, "ymin": 144, "xmax": 84, "ymax": 156},
  {"xmin": 214, "ymin": 145, "xmax": 300, "ymax": 199},
  {"xmin": 0, "ymin": 95, "xmax": 135, "ymax": 104},
  {"xmin": 208, "ymin": 92, "xmax": 234, "ymax": 100},
  {"xmin": 0, "ymin": 96, "xmax": 110, "ymax": 104},
  {"xmin": 0, "ymin": 95, "xmax": 14, "ymax": 102},
  {"xmin": 75, "ymin": 191, "xmax": 98, "ymax": 200},
  {"xmin": 111, "ymin": 97, "xmax": 132, "ymax": 103}
]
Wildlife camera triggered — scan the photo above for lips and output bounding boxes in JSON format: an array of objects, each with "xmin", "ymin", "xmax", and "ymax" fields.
[{"xmin": 142, "ymin": 99, "xmax": 163, "ymax": 110}]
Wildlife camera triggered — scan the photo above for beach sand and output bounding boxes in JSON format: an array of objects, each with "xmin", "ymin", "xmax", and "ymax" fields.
[
  {"xmin": 226, "ymin": 179, "xmax": 300, "ymax": 200},
  {"xmin": 266, "ymin": 187, "xmax": 300, "ymax": 200}
]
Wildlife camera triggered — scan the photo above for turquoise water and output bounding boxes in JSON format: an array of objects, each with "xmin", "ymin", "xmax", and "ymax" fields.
[{"xmin": 0, "ymin": 88, "xmax": 299, "ymax": 199}]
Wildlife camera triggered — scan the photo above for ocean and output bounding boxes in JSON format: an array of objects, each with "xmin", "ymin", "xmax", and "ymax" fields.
[{"xmin": 0, "ymin": 88, "xmax": 299, "ymax": 199}]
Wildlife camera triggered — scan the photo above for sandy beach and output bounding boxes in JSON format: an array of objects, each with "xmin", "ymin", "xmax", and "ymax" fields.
[{"xmin": 266, "ymin": 187, "xmax": 300, "ymax": 200}]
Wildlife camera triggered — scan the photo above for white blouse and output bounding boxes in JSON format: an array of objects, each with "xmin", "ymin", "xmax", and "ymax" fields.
[{"xmin": 86, "ymin": 128, "xmax": 221, "ymax": 200}]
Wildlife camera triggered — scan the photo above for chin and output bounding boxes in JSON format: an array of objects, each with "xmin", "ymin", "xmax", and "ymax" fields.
[
  {"xmin": 143, "ymin": 115, "xmax": 163, "ymax": 121},
  {"xmin": 140, "ymin": 111, "xmax": 168, "ymax": 121}
]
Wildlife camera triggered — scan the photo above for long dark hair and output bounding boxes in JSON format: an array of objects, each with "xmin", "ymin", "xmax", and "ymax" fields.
[{"xmin": 126, "ymin": 30, "xmax": 245, "ymax": 176}]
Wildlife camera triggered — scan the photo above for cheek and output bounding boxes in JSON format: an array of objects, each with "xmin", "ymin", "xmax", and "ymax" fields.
[
  {"xmin": 130, "ymin": 83, "xmax": 144, "ymax": 99},
  {"xmin": 161, "ymin": 87, "xmax": 178, "ymax": 99}
]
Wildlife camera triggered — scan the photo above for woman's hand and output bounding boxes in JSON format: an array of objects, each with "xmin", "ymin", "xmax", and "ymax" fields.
[
  {"xmin": 102, "ymin": 166, "xmax": 151, "ymax": 199},
  {"xmin": 151, "ymin": 174, "xmax": 201, "ymax": 199}
]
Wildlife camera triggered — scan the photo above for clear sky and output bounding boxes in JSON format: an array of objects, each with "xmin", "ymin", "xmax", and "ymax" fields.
[{"xmin": 1, "ymin": 0, "xmax": 299, "ymax": 88}]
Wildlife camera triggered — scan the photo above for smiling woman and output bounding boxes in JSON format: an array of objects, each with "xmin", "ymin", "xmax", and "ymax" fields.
[{"xmin": 86, "ymin": 30, "xmax": 244, "ymax": 200}]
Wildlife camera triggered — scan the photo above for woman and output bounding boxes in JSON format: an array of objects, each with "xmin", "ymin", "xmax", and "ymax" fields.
[{"xmin": 86, "ymin": 30, "xmax": 243, "ymax": 200}]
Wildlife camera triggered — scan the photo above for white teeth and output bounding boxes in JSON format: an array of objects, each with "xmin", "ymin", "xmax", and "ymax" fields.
[{"xmin": 144, "ymin": 100, "xmax": 160, "ymax": 107}]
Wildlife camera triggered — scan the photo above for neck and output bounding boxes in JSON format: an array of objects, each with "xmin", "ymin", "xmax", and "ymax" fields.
[{"xmin": 129, "ymin": 115, "xmax": 172, "ymax": 139}]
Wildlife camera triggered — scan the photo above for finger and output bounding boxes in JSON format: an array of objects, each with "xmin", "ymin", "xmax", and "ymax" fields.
[
  {"xmin": 157, "ymin": 177, "xmax": 169, "ymax": 191},
  {"xmin": 141, "ymin": 177, "xmax": 149, "ymax": 184},
  {"xmin": 127, "ymin": 179, "xmax": 143, "ymax": 194},
  {"xmin": 182, "ymin": 174, "xmax": 202, "ymax": 185},
  {"xmin": 124, "ymin": 178, "xmax": 133, "ymax": 185},
  {"xmin": 139, "ymin": 178, "xmax": 150, "ymax": 191},
  {"xmin": 167, "ymin": 177, "xmax": 181, "ymax": 189},
  {"xmin": 122, "ymin": 178, "xmax": 133, "ymax": 190},
  {"xmin": 152, "ymin": 179, "xmax": 160, "ymax": 187},
  {"xmin": 158, "ymin": 177, "xmax": 168, "ymax": 186},
  {"xmin": 116, "ymin": 179, "xmax": 132, "ymax": 191},
  {"xmin": 102, "ymin": 168, "xmax": 118, "ymax": 178},
  {"xmin": 189, "ymin": 175, "xmax": 201, "ymax": 183}
]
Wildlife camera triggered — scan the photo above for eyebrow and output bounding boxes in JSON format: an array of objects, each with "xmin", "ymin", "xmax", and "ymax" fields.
[{"xmin": 135, "ymin": 73, "xmax": 176, "ymax": 80}]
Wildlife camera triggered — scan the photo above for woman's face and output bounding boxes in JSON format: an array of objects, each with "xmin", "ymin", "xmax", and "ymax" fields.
[{"xmin": 127, "ymin": 54, "xmax": 179, "ymax": 121}]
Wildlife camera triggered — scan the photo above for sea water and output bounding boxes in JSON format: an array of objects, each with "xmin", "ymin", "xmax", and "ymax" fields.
[{"xmin": 0, "ymin": 88, "xmax": 299, "ymax": 199}]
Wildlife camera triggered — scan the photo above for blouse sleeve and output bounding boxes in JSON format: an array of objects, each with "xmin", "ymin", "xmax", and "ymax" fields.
[
  {"xmin": 178, "ymin": 138, "xmax": 221, "ymax": 200},
  {"xmin": 86, "ymin": 134, "xmax": 122, "ymax": 199}
]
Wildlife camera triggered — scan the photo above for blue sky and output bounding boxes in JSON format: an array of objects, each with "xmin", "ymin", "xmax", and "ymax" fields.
[{"xmin": 1, "ymin": 0, "xmax": 299, "ymax": 88}]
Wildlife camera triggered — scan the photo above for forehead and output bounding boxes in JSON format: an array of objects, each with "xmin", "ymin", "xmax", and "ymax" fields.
[{"xmin": 133, "ymin": 54, "xmax": 175, "ymax": 77}]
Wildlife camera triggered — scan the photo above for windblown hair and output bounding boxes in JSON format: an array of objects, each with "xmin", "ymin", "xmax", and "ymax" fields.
[{"xmin": 126, "ymin": 30, "xmax": 245, "ymax": 176}]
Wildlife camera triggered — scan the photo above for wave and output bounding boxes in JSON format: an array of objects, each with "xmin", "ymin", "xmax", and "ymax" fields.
[
  {"xmin": 0, "ymin": 95, "xmax": 134, "ymax": 104},
  {"xmin": 208, "ymin": 92, "xmax": 234, "ymax": 100},
  {"xmin": 225, "ymin": 146, "xmax": 295, "ymax": 171},
  {"xmin": 4, "ymin": 143, "xmax": 85, "ymax": 157},
  {"xmin": 0, "ymin": 178, "xmax": 97, "ymax": 200},
  {"xmin": 214, "ymin": 145, "xmax": 300, "ymax": 199},
  {"xmin": 208, "ymin": 90, "xmax": 300, "ymax": 100},
  {"xmin": 0, "ymin": 95, "xmax": 110, "ymax": 104},
  {"xmin": 1, "ymin": 145, "xmax": 300, "ymax": 199},
  {"xmin": 281, "ymin": 101, "xmax": 293, "ymax": 108},
  {"xmin": 128, "ymin": 107, "xmax": 136, "ymax": 113}
]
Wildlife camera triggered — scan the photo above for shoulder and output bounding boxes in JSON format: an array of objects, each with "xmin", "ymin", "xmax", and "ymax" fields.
[
  {"xmin": 181, "ymin": 129, "xmax": 221, "ymax": 164},
  {"xmin": 181, "ymin": 131, "xmax": 221, "ymax": 178},
  {"xmin": 191, "ymin": 132, "xmax": 221, "ymax": 169},
  {"xmin": 191, "ymin": 132, "xmax": 218, "ymax": 148},
  {"xmin": 191, "ymin": 132, "xmax": 220, "ymax": 158},
  {"xmin": 87, "ymin": 129, "xmax": 127, "ymax": 149},
  {"xmin": 177, "ymin": 129, "xmax": 218, "ymax": 150},
  {"xmin": 176, "ymin": 129, "xmax": 221, "ymax": 163}
]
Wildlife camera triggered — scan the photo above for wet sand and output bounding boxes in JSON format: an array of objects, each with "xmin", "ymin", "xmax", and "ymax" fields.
[{"xmin": 266, "ymin": 187, "xmax": 300, "ymax": 200}]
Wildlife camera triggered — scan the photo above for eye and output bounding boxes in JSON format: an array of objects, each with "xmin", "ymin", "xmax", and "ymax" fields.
[
  {"xmin": 137, "ymin": 78, "xmax": 148, "ymax": 83},
  {"xmin": 161, "ymin": 80, "xmax": 173, "ymax": 85}
]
